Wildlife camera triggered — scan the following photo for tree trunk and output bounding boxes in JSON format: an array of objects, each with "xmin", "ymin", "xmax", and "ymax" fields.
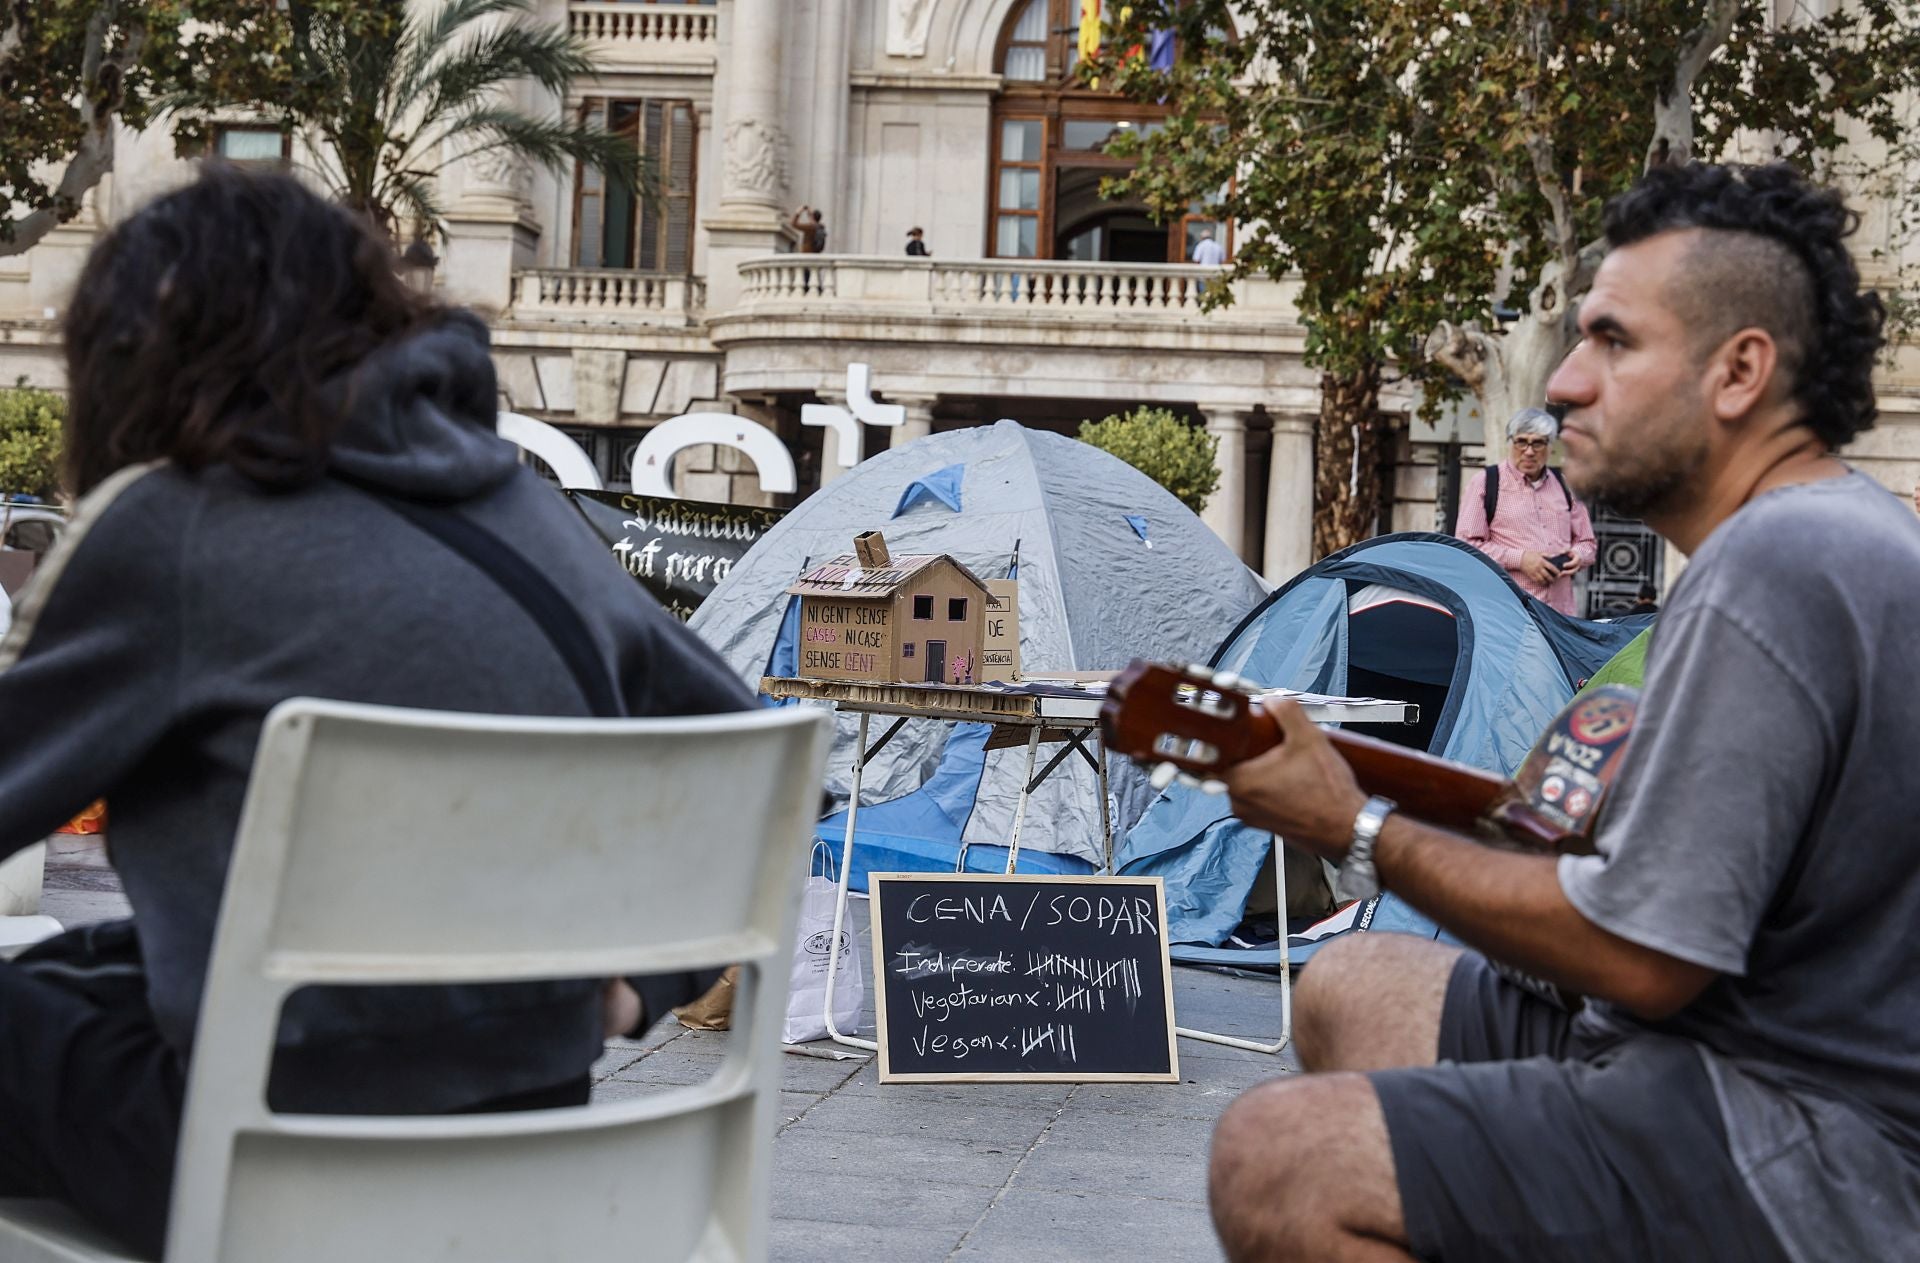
[
  {"xmin": 1311, "ymin": 365, "xmax": 1387, "ymax": 559},
  {"xmin": 1427, "ymin": 240, "xmax": 1602, "ymax": 436}
]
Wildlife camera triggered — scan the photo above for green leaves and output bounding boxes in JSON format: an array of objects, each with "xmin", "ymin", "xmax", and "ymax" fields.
[
  {"xmin": 1077, "ymin": 408, "xmax": 1222, "ymax": 514},
  {"xmin": 161, "ymin": 0, "xmax": 650, "ymax": 238},
  {"xmin": 0, "ymin": 387, "xmax": 66, "ymax": 500},
  {"xmin": 1089, "ymin": 0, "xmax": 1920, "ymax": 395}
]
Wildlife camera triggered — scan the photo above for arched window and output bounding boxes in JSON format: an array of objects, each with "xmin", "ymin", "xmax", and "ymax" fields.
[{"xmin": 989, "ymin": 0, "xmax": 1231, "ymax": 262}]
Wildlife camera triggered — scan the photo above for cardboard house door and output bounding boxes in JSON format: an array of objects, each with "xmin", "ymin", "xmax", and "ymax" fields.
[{"xmin": 924, "ymin": 640, "xmax": 946, "ymax": 684}]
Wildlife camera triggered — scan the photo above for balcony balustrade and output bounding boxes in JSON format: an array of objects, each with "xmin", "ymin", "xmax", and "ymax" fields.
[
  {"xmin": 733, "ymin": 255, "xmax": 1296, "ymax": 327},
  {"xmin": 508, "ymin": 269, "xmax": 706, "ymax": 326},
  {"xmin": 568, "ymin": 2, "xmax": 716, "ymax": 67}
]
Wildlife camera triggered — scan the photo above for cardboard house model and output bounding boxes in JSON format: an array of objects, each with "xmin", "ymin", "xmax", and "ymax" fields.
[{"xmin": 788, "ymin": 531, "xmax": 991, "ymax": 685}]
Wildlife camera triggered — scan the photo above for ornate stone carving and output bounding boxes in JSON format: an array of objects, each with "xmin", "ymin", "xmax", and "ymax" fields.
[
  {"xmin": 723, "ymin": 118, "xmax": 789, "ymax": 200},
  {"xmin": 885, "ymin": 0, "xmax": 937, "ymax": 57},
  {"xmin": 466, "ymin": 146, "xmax": 532, "ymax": 201}
]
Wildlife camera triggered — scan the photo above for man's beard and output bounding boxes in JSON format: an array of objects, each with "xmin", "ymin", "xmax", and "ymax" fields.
[
  {"xmin": 1570, "ymin": 434, "xmax": 1707, "ymax": 520},
  {"xmin": 1582, "ymin": 447, "xmax": 1704, "ymax": 518},
  {"xmin": 1564, "ymin": 384, "xmax": 1710, "ymax": 520}
]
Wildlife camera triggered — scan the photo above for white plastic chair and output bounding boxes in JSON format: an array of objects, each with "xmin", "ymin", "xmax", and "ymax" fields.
[{"xmin": 0, "ymin": 698, "xmax": 831, "ymax": 1263}]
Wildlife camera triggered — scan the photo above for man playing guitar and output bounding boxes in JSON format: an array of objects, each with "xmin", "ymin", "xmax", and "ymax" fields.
[{"xmin": 1206, "ymin": 162, "xmax": 1919, "ymax": 1262}]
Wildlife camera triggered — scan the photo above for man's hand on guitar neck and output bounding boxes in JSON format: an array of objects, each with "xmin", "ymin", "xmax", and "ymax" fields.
[
  {"xmin": 1218, "ymin": 697, "xmax": 1369, "ymax": 850},
  {"xmin": 1224, "ymin": 699, "xmax": 1717, "ymax": 1021}
]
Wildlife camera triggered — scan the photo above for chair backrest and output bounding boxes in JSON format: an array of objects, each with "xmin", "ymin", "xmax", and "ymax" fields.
[{"xmin": 166, "ymin": 699, "xmax": 832, "ymax": 1263}]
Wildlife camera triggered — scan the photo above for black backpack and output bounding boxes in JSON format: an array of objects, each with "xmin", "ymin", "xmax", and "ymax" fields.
[{"xmin": 1484, "ymin": 464, "xmax": 1571, "ymax": 525}]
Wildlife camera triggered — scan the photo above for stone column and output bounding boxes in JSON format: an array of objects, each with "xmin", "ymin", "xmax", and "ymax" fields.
[
  {"xmin": 893, "ymin": 394, "xmax": 937, "ymax": 447},
  {"xmin": 1202, "ymin": 409, "xmax": 1249, "ymax": 558},
  {"xmin": 1264, "ymin": 414, "xmax": 1316, "ymax": 584},
  {"xmin": 438, "ymin": 6, "xmax": 543, "ymax": 313},
  {"xmin": 703, "ymin": 0, "xmax": 792, "ymax": 313},
  {"xmin": 809, "ymin": 0, "xmax": 853, "ymax": 227}
]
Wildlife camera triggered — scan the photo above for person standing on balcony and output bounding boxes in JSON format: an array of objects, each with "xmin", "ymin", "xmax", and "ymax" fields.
[
  {"xmin": 791, "ymin": 204, "xmax": 827, "ymax": 253},
  {"xmin": 1192, "ymin": 228, "xmax": 1226, "ymax": 266},
  {"xmin": 905, "ymin": 227, "xmax": 931, "ymax": 257},
  {"xmin": 1453, "ymin": 407, "xmax": 1597, "ymax": 614}
]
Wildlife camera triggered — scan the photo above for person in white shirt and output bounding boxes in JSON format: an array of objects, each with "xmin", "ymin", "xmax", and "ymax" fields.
[{"xmin": 1192, "ymin": 229, "xmax": 1226, "ymax": 267}]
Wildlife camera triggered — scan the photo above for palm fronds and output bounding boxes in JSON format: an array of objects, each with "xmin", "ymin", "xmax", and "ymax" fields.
[{"xmin": 164, "ymin": 0, "xmax": 650, "ymax": 238}]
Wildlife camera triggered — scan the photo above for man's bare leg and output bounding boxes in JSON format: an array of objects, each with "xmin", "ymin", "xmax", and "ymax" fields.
[
  {"xmin": 1295, "ymin": 932, "xmax": 1462, "ymax": 1072},
  {"xmin": 1206, "ymin": 934, "xmax": 1465, "ymax": 1260},
  {"xmin": 1210, "ymin": 1073, "xmax": 1413, "ymax": 1261}
]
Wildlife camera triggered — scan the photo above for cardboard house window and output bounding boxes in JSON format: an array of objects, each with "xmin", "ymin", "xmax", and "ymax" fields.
[
  {"xmin": 903, "ymin": 643, "xmax": 916, "ymax": 658},
  {"xmin": 913, "ymin": 595, "xmax": 934, "ymax": 620},
  {"xmin": 948, "ymin": 598, "xmax": 969, "ymax": 621}
]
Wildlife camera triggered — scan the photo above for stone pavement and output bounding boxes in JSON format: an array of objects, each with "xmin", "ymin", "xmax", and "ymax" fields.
[{"xmin": 42, "ymin": 838, "xmax": 1298, "ymax": 1261}]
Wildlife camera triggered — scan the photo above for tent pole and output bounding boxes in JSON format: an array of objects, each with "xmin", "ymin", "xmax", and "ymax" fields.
[{"xmin": 1096, "ymin": 732, "xmax": 1113, "ymax": 875}]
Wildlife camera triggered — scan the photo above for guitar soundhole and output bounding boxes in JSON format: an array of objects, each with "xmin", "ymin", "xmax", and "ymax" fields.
[{"xmin": 1153, "ymin": 733, "xmax": 1221, "ymax": 767}]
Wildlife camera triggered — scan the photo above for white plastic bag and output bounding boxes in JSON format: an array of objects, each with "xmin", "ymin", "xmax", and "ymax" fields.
[{"xmin": 782, "ymin": 842, "xmax": 864, "ymax": 1044}]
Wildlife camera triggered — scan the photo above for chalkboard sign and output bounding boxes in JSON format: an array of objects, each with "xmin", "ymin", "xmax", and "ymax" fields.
[{"xmin": 870, "ymin": 874, "xmax": 1179, "ymax": 1083}]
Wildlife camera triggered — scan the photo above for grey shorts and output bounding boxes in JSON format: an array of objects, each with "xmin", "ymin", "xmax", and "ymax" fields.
[{"xmin": 1370, "ymin": 954, "xmax": 1792, "ymax": 1263}]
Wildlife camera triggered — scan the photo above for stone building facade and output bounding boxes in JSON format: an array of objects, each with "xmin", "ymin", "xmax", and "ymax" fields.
[{"xmin": 1, "ymin": 0, "xmax": 1915, "ymax": 601}]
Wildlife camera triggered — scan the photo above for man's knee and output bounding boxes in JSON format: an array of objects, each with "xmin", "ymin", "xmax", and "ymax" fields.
[
  {"xmin": 1209, "ymin": 1078, "xmax": 1326, "ymax": 1256},
  {"xmin": 1295, "ymin": 933, "xmax": 1461, "ymax": 1073},
  {"xmin": 1209, "ymin": 1073, "xmax": 1401, "ymax": 1261}
]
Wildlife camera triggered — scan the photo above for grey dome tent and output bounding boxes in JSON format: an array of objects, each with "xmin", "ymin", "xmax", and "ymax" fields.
[
  {"xmin": 689, "ymin": 420, "xmax": 1269, "ymax": 886},
  {"xmin": 1117, "ymin": 532, "xmax": 1651, "ymax": 967}
]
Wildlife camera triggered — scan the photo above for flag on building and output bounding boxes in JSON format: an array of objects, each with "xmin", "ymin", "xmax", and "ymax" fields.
[
  {"xmin": 1148, "ymin": 26, "xmax": 1176, "ymax": 72},
  {"xmin": 1078, "ymin": 0, "xmax": 1102, "ymax": 61}
]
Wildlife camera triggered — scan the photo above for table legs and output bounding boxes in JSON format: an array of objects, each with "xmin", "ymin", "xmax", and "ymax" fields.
[
  {"xmin": 823, "ymin": 712, "xmax": 878, "ymax": 1051},
  {"xmin": 1173, "ymin": 835, "xmax": 1292, "ymax": 1055}
]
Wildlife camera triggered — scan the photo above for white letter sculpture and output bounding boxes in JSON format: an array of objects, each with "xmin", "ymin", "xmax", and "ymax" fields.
[
  {"xmin": 800, "ymin": 362, "xmax": 907, "ymax": 471},
  {"xmin": 629, "ymin": 412, "xmax": 798, "ymax": 498},
  {"xmin": 496, "ymin": 411, "xmax": 603, "ymax": 491}
]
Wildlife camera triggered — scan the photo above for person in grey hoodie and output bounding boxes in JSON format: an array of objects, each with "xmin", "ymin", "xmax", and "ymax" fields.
[{"xmin": 0, "ymin": 166, "xmax": 755, "ymax": 1256}]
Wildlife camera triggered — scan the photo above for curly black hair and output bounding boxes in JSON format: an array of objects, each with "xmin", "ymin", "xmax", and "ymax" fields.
[
  {"xmin": 62, "ymin": 164, "xmax": 441, "ymax": 495},
  {"xmin": 1602, "ymin": 162, "xmax": 1886, "ymax": 449}
]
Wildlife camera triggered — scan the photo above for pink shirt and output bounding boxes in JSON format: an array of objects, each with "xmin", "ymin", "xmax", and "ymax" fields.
[{"xmin": 1454, "ymin": 460, "xmax": 1598, "ymax": 615}]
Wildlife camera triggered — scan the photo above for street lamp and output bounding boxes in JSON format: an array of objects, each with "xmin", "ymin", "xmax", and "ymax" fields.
[{"xmin": 400, "ymin": 235, "xmax": 438, "ymax": 294}]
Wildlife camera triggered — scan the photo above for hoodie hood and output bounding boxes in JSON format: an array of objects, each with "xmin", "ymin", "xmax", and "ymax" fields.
[{"xmin": 325, "ymin": 309, "xmax": 517, "ymax": 500}]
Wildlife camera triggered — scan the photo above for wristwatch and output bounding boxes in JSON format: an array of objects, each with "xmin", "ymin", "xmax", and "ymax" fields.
[{"xmin": 1334, "ymin": 795, "xmax": 1397, "ymax": 902}]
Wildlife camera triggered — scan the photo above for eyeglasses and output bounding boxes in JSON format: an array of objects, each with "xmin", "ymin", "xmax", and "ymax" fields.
[{"xmin": 1511, "ymin": 438, "xmax": 1551, "ymax": 451}]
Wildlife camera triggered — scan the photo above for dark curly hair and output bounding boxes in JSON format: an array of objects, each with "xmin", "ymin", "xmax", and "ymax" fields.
[
  {"xmin": 61, "ymin": 164, "xmax": 440, "ymax": 495},
  {"xmin": 1602, "ymin": 162, "xmax": 1885, "ymax": 449}
]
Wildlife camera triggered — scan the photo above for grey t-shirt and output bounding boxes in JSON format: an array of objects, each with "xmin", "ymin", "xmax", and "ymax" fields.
[{"xmin": 1559, "ymin": 470, "xmax": 1920, "ymax": 1261}]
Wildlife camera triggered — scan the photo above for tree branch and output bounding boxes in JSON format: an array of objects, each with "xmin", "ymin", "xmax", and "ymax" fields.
[
  {"xmin": 1, "ymin": 0, "xmax": 146, "ymax": 259},
  {"xmin": 0, "ymin": 1, "xmax": 29, "ymax": 75},
  {"xmin": 1645, "ymin": 0, "xmax": 1740, "ymax": 170}
]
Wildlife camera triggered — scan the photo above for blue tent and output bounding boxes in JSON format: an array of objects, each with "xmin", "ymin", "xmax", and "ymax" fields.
[{"xmin": 1116, "ymin": 532, "xmax": 1649, "ymax": 967}]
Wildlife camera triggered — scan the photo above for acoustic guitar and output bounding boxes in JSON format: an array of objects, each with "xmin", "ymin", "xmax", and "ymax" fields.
[{"xmin": 1098, "ymin": 661, "xmax": 1640, "ymax": 856}]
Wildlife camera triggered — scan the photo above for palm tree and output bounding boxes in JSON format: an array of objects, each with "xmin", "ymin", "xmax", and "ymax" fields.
[{"xmin": 168, "ymin": 0, "xmax": 647, "ymax": 239}]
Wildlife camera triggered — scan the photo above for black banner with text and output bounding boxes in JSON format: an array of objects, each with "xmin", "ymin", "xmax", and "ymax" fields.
[{"xmin": 568, "ymin": 490, "xmax": 788, "ymax": 621}]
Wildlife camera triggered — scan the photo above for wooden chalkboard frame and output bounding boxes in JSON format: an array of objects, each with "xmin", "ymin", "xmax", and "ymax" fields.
[{"xmin": 870, "ymin": 873, "xmax": 1181, "ymax": 1084}]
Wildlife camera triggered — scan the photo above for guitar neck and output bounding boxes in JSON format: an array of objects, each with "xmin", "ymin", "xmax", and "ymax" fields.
[
  {"xmin": 1325, "ymin": 729, "xmax": 1519, "ymax": 837},
  {"xmin": 1238, "ymin": 704, "xmax": 1515, "ymax": 833}
]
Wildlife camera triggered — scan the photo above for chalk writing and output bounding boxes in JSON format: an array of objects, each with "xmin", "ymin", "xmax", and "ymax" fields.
[{"xmin": 871, "ymin": 875, "xmax": 1178, "ymax": 1082}]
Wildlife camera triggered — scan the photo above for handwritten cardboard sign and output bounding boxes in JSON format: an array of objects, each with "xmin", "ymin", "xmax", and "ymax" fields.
[
  {"xmin": 980, "ymin": 579, "xmax": 1020, "ymax": 684},
  {"xmin": 870, "ymin": 874, "xmax": 1179, "ymax": 1083}
]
